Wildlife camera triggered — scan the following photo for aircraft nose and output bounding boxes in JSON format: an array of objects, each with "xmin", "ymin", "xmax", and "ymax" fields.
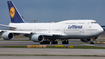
[{"xmin": 98, "ymin": 27, "xmax": 104, "ymax": 34}]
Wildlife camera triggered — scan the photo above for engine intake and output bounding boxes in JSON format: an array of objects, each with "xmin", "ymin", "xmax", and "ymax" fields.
[
  {"xmin": 31, "ymin": 34, "xmax": 44, "ymax": 42},
  {"xmin": 2, "ymin": 32, "xmax": 14, "ymax": 40}
]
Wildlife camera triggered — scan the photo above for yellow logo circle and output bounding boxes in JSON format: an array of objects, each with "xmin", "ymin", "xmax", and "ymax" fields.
[{"xmin": 10, "ymin": 7, "xmax": 15, "ymax": 18}]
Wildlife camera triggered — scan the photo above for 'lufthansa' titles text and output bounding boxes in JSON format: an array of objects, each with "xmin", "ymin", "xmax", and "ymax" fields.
[{"xmin": 68, "ymin": 25, "xmax": 82, "ymax": 29}]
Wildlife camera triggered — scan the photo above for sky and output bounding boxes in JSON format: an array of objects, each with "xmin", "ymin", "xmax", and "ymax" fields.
[{"xmin": 0, "ymin": 0, "xmax": 105, "ymax": 29}]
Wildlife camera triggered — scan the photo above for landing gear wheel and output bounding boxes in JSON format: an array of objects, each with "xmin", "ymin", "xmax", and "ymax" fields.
[
  {"xmin": 90, "ymin": 41, "xmax": 94, "ymax": 44},
  {"xmin": 55, "ymin": 41, "xmax": 58, "ymax": 44},
  {"xmin": 62, "ymin": 41, "xmax": 69, "ymax": 44},
  {"xmin": 62, "ymin": 41, "xmax": 65, "ymax": 44},
  {"xmin": 51, "ymin": 41, "xmax": 58, "ymax": 44},
  {"xmin": 46, "ymin": 41, "xmax": 50, "ymax": 44},
  {"xmin": 66, "ymin": 41, "xmax": 69, "ymax": 44},
  {"xmin": 40, "ymin": 42, "xmax": 43, "ymax": 44}
]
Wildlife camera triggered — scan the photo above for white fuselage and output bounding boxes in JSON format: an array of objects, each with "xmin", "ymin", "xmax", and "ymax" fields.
[{"xmin": 9, "ymin": 20, "xmax": 103, "ymax": 39}]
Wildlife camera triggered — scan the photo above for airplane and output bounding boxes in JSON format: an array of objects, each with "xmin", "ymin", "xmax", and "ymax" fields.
[{"xmin": 0, "ymin": 1, "xmax": 104, "ymax": 44}]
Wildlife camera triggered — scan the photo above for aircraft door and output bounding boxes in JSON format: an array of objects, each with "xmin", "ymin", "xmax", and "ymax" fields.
[{"xmin": 79, "ymin": 24, "xmax": 85, "ymax": 35}]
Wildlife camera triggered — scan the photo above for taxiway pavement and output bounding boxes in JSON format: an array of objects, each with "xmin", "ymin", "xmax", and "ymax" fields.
[
  {"xmin": 0, "ymin": 56, "xmax": 105, "ymax": 59},
  {"xmin": 0, "ymin": 48, "xmax": 105, "ymax": 55},
  {"xmin": 0, "ymin": 41, "xmax": 105, "ymax": 47}
]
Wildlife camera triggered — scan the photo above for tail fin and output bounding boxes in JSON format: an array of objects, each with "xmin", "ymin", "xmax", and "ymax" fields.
[{"xmin": 7, "ymin": 1, "xmax": 25, "ymax": 23}]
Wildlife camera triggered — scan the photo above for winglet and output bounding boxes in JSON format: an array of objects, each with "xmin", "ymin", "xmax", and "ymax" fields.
[{"xmin": 7, "ymin": 1, "xmax": 25, "ymax": 23}]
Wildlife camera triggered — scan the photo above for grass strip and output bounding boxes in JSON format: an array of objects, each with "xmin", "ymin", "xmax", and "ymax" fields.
[
  {"xmin": 47, "ymin": 46, "xmax": 105, "ymax": 49},
  {"xmin": 72, "ymin": 46, "xmax": 105, "ymax": 49},
  {"xmin": 0, "ymin": 40, "xmax": 32, "ymax": 41},
  {"xmin": 0, "ymin": 54, "xmax": 105, "ymax": 57},
  {"xmin": 1, "ymin": 46, "xmax": 105, "ymax": 49}
]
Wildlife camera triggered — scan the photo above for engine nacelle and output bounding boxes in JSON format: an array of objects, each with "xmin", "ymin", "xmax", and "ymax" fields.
[
  {"xmin": 31, "ymin": 34, "xmax": 44, "ymax": 42},
  {"xmin": 80, "ymin": 39, "xmax": 91, "ymax": 42},
  {"xmin": 2, "ymin": 32, "xmax": 14, "ymax": 40}
]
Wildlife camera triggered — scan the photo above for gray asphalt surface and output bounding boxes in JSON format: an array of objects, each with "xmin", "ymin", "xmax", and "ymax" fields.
[
  {"xmin": 0, "ymin": 37, "xmax": 105, "ymax": 59},
  {"xmin": 0, "ymin": 41, "xmax": 105, "ymax": 47},
  {"xmin": 0, "ymin": 48, "xmax": 105, "ymax": 59},
  {"xmin": 0, "ymin": 56, "xmax": 105, "ymax": 59},
  {"xmin": 0, "ymin": 48, "xmax": 105, "ymax": 55}
]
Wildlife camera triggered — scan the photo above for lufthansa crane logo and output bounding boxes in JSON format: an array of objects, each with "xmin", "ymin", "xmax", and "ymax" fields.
[{"xmin": 10, "ymin": 7, "xmax": 15, "ymax": 18}]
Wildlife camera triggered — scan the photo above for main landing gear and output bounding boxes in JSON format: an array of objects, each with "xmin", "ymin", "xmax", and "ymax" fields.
[
  {"xmin": 40, "ymin": 41, "xmax": 50, "ymax": 44},
  {"xmin": 40, "ymin": 41, "xmax": 58, "ymax": 44},
  {"xmin": 40, "ymin": 39, "xmax": 58, "ymax": 44},
  {"xmin": 51, "ymin": 41, "xmax": 58, "ymax": 44},
  {"xmin": 62, "ymin": 40, "xmax": 69, "ymax": 44},
  {"xmin": 89, "ymin": 41, "xmax": 94, "ymax": 44},
  {"xmin": 39, "ymin": 39, "xmax": 69, "ymax": 44}
]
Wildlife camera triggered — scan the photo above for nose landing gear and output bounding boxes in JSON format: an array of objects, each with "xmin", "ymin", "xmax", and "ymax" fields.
[
  {"xmin": 89, "ymin": 41, "xmax": 94, "ymax": 44},
  {"xmin": 89, "ymin": 37, "xmax": 97, "ymax": 44}
]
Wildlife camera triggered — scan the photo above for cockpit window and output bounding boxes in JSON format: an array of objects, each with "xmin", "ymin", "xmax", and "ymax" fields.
[{"xmin": 91, "ymin": 22, "xmax": 97, "ymax": 24}]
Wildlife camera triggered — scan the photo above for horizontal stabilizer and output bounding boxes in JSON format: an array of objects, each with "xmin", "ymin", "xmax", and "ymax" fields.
[{"xmin": 0, "ymin": 24, "xmax": 16, "ymax": 29}]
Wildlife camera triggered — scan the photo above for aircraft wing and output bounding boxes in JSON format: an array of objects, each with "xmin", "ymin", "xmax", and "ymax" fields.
[
  {"xmin": 0, "ymin": 30, "xmax": 30, "ymax": 34},
  {"xmin": 0, "ymin": 24, "xmax": 16, "ymax": 29},
  {"xmin": 0, "ymin": 30, "xmax": 66, "ymax": 36}
]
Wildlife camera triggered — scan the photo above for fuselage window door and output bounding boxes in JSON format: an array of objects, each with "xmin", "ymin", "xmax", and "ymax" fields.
[
  {"xmin": 49, "ymin": 27, "xmax": 50, "ymax": 33},
  {"xmin": 64, "ymin": 27, "xmax": 66, "ymax": 33},
  {"xmin": 81, "ymin": 28, "xmax": 85, "ymax": 33},
  {"xmin": 79, "ymin": 24, "xmax": 85, "ymax": 34}
]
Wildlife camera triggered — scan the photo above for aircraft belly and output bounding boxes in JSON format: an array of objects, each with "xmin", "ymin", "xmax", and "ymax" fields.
[{"xmin": 51, "ymin": 34, "xmax": 98, "ymax": 39}]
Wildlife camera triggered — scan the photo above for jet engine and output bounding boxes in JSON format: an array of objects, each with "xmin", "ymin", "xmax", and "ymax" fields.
[
  {"xmin": 31, "ymin": 34, "xmax": 44, "ymax": 42},
  {"xmin": 2, "ymin": 32, "xmax": 14, "ymax": 40},
  {"xmin": 80, "ymin": 39, "xmax": 91, "ymax": 42}
]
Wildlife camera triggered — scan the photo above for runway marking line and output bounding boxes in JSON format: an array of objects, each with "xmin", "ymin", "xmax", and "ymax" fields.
[{"xmin": 82, "ymin": 44, "xmax": 94, "ymax": 46}]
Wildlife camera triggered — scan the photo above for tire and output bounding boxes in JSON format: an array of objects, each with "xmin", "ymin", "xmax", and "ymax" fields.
[
  {"xmin": 51, "ymin": 41, "xmax": 58, "ymax": 44},
  {"xmin": 90, "ymin": 41, "xmax": 94, "ymax": 44},
  {"xmin": 51, "ymin": 41, "xmax": 55, "ymax": 44},
  {"xmin": 62, "ymin": 41, "xmax": 69, "ymax": 44},
  {"xmin": 62, "ymin": 41, "xmax": 64, "ymax": 44},
  {"xmin": 66, "ymin": 41, "xmax": 69, "ymax": 44},
  {"xmin": 55, "ymin": 41, "xmax": 58, "ymax": 44},
  {"xmin": 46, "ymin": 41, "xmax": 50, "ymax": 44},
  {"xmin": 40, "ymin": 42, "xmax": 43, "ymax": 44},
  {"xmin": 62, "ymin": 41, "xmax": 66, "ymax": 44}
]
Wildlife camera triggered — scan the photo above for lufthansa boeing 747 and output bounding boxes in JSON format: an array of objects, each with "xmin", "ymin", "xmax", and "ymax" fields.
[{"xmin": 0, "ymin": 1, "xmax": 104, "ymax": 44}]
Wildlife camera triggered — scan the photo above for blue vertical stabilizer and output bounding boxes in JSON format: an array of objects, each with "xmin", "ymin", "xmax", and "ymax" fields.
[{"xmin": 7, "ymin": 1, "xmax": 25, "ymax": 23}]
